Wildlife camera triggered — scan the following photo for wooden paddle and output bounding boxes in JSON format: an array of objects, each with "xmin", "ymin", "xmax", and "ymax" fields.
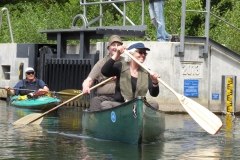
[
  {"xmin": 12, "ymin": 77, "xmax": 113, "ymax": 125},
  {"xmin": 124, "ymin": 50, "xmax": 222, "ymax": 135}
]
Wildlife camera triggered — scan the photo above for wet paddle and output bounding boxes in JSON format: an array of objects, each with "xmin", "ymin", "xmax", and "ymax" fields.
[
  {"xmin": 124, "ymin": 50, "xmax": 222, "ymax": 135},
  {"xmin": 12, "ymin": 77, "xmax": 113, "ymax": 125},
  {"xmin": 56, "ymin": 89, "xmax": 81, "ymax": 96},
  {"xmin": 55, "ymin": 89, "xmax": 81, "ymax": 99}
]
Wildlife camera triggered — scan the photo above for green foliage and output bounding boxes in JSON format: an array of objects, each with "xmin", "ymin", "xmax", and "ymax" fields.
[
  {"xmin": 0, "ymin": 0, "xmax": 240, "ymax": 53},
  {"xmin": 0, "ymin": 0, "xmax": 80, "ymax": 43}
]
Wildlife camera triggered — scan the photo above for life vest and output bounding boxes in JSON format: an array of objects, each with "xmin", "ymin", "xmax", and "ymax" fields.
[
  {"xmin": 96, "ymin": 55, "xmax": 125, "ymax": 95},
  {"xmin": 19, "ymin": 79, "xmax": 40, "ymax": 95},
  {"xmin": 120, "ymin": 61, "xmax": 148, "ymax": 101}
]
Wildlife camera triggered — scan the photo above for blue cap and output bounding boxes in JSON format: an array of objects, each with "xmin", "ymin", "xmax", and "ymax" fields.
[{"xmin": 128, "ymin": 42, "xmax": 150, "ymax": 51}]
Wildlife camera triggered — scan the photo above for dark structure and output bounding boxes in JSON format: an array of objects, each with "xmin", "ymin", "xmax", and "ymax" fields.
[
  {"xmin": 14, "ymin": 25, "xmax": 146, "ymax": 107},
  {"xmin": 13, "ymin": 12, "xmax": 147, "ymax": 107},
  {"xmin": 36, "ymin": 25, "xmax": 147, "ymax": 92}
]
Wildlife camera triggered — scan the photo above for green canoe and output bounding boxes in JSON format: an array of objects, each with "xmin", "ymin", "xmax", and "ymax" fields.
[
  {"xmin": 10, "ymin": 95, "xmax": 60, "ymax": 110},
  {"xmin": 82, "ymin": 96, "xmax": 165, "ymax": 144}
]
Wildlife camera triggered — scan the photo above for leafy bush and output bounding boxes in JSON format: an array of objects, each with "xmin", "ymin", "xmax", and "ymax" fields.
[{"xmin": 0, "ymin": 0, "xmax": 240, "ymax": 53}]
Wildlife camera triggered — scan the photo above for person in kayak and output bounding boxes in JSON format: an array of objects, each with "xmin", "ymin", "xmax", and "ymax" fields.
[
  {"xmin": 5, "ymin": 67, "xmax": 49, "ymax": 96},
  {"xmin": 101, "ymin": 42, "xmax": 160, "ymax": 109}
]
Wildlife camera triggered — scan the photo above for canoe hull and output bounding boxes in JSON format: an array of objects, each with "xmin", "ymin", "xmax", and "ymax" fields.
[
  {"xmin": 82, "ymin": 97, "xmax": 165, "ymax": 144},
  {"xmin": 10, "ymin": 95, "xmax": 60, "ymax": 110}
]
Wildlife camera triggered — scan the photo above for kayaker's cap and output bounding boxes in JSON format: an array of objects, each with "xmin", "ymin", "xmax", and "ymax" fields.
[
  {"xmin": 128, "ymin": 42, "xmax": 150, "ymax": 51},
  {"xmin": 107, "ymin": 35, "xmax": 123, "ymax": 49},
  {"xmin": 25, "ymin": 67, "xmax": 34, "ymax": 73}
]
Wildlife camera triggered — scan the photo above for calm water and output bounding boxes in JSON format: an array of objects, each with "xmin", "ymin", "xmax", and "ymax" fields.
[{"xmin": 0, "ymin": 100, "xmax": 239, "ymax": 159}]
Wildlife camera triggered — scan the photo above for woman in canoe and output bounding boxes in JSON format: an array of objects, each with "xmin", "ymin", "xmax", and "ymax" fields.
[{"xmin": 101, "ymin": 42, "xmax": 160, "ymax": 109}]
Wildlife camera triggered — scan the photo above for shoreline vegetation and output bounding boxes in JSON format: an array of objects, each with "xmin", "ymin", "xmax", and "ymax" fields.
[{"xmin": 0, "ymin": 0, "xmax": 240, "ymax": 54}]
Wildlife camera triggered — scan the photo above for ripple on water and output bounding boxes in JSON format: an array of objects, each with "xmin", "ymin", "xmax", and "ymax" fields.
[{"xmin": 1, "ymin": 102, "xmax": 240, "ymax": 159}]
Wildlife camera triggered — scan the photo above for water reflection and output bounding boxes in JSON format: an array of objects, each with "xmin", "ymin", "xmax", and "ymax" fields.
[
  {"xmin": 164, "ymin": 114, "xmax": 222, "ymax": 159},
  {"xmin": 0, "ymin": 122, "xmax": 46, "ymax": 159},
  {"xmin": 57, "ymin": 134, "xmax": 165, "ymax": 159},
  {"xmin": 57, "ymin": 107, "xmax": 82, "ymax": 132},
  {"xmin": 222, "ymin": 114, "xmax": 234, "ymax": 158},
  {"xmin": 1, "ymin": 100, "xmax": 240, "ymax": 159}
]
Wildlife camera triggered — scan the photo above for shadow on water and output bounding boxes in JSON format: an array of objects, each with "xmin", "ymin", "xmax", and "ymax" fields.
[
  {"xmin": 78, "ymin": 138, "xmax": 164, "ymax": 159},
  {"xmin": 41, "ymin": 106, "xmax": 165, "ymax": 159}
]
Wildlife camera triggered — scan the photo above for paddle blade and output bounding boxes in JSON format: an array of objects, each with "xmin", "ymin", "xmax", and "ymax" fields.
[
  {"xmin": 12, "ymin": 113, "xmax": 43, "ymax": 125},
  {"xmin": 56, "ymin": 89, "xmax": 82, "ymax": 99},
  {"xmin": 177, "ymin": 94, "xmax": 222, "ymax": 135}
]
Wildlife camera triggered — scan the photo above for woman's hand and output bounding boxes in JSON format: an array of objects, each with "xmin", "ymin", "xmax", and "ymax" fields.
[
  {"xmin": 112, "ymin": 45, "xmax": 127, "ymax": 61},
  {"xmin": 150, "ymin": 72, "xmax": 161, "ymax": 84}
]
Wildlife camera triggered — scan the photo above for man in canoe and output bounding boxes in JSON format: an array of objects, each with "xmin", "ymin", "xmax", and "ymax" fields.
[
  {"xmin": 101, "ymin": 42, "xmax": 160, "ymax": 109},
  {"xmin": 82, "ymin": 35, "xmax": 125, "ymax": 111},
  {"xmin": 5, "ymin": 67, "xmax": 49, "ymax": 96}
]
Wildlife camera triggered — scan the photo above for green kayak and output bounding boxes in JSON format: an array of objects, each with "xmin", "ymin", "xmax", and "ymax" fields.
[
  {"xmin": 10, "ymin": 95, "xmax": 60, "ymax": 110},
  {"xmin": 82, "ymin": 96, "xmax": 165, "ymax": 144}
]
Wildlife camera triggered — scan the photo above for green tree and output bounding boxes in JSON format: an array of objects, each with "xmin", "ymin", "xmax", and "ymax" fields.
[{"xmin": 0, "ymin": 0, "xmax": 240, "ymax": 54}]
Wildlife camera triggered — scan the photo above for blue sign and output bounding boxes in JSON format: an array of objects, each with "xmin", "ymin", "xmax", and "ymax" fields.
[
  {"xmin": 111, "ymin": 111, "xmax": 116, "ymax": 122},
  {"xmin": 184, "ymin": 79, "xmax": 199, "ymax": 97},
  {"xmin": 212, "ymin": 93, "xmax": 219, "ymax": 100}
]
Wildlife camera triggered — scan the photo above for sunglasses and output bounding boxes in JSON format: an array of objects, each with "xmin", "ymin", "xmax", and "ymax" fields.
[
  {"xmin": 26, "ymin": 72, "xmax": 34, "ymax": 75},
  {"xmin": 136, "ymin": 50, "xmax": 148, "ymax": 56}
]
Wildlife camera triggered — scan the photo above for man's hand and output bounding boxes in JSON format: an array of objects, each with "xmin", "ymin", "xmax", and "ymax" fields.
[
  {"xmin": 82, "ymin": 77, "xmax": 94, "ymax": 94},
  {"xmin": 4, "ymin": 86, "xmax": 14, "ymax": 95},
  {"xmin": 4, "ymin": 86, "xmax": 10, "ymax": 90}
]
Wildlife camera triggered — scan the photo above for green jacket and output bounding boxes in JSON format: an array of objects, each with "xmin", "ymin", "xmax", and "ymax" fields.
[{"xmin": 120, "ymin": 61, "xmax": 149, "ymax": 101}]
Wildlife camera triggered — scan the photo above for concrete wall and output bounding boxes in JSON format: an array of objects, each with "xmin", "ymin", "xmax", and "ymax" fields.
[
  {"xmin": 0, "ymin": 43, "xmax": 29, "ymax": 98},
  {"xmin": 210, "ymin": 47, "xmax": 239, "ymax": 112},
  {"xmin": 100, "ymin": 41, "xmax": 240, "ymax": 113},
  {"xmin": 0, "ymin": 42, "xmax": 239, "ymax": 113}
]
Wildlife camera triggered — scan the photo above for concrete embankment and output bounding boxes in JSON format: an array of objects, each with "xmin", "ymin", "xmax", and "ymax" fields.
[{"xmin": 0, "ymin": 42, "xmax": 239, "ymax": 113}]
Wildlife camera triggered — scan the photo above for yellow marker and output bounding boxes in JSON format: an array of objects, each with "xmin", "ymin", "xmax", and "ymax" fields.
[{"xmin": 226, "ymin": 77, "xmax": 234, "ymax": 113}]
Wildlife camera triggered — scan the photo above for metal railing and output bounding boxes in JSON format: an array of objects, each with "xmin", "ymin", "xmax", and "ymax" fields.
[
  {"xmin": 0, "ymin": 7, "xmax": 14, "ymax": 43},
  {"xmin": 79, "ymin": 0, "xmax": 145, "ymax": 27},
  {"xmin": 177, "ymin": 0, "xmax": 240, "ymax": 57},
  {"xmin": 176, "ymin": 0, "xmax": 210, "ymax": 57}
]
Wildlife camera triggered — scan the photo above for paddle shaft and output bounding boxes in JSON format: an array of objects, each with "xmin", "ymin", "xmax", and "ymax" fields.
[
  {"xmin": 0, "ymin": 87, "xmax": 80, "ymax": 95},
  {"xmin": 24, "ymin": 77, "xmax": 113, "ymax": 125},
  {"xmin": 124, "ymin": 50, "xmax": 222, "ymax": 135},
  {"xmin": 0, "ymin": 87, "xmax": 35, "ymax": 92}
]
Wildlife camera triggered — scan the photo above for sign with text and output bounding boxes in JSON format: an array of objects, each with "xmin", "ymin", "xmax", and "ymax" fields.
[{"xmin": 184, "ymin": 79, "xmax": 199, "ymax": 97}]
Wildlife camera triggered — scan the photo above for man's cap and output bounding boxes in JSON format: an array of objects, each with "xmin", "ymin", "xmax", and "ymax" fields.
[
  {"xmin": 25, "ymin": 67, "xmax": 34, "ymax": 73},
  {"xmin": 107, "ymin": 35, "xmax": 123, "ymax": 48},
  {"xmin": 128, "ymin": 42, "xmax": 150, "ymax": 51}
]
